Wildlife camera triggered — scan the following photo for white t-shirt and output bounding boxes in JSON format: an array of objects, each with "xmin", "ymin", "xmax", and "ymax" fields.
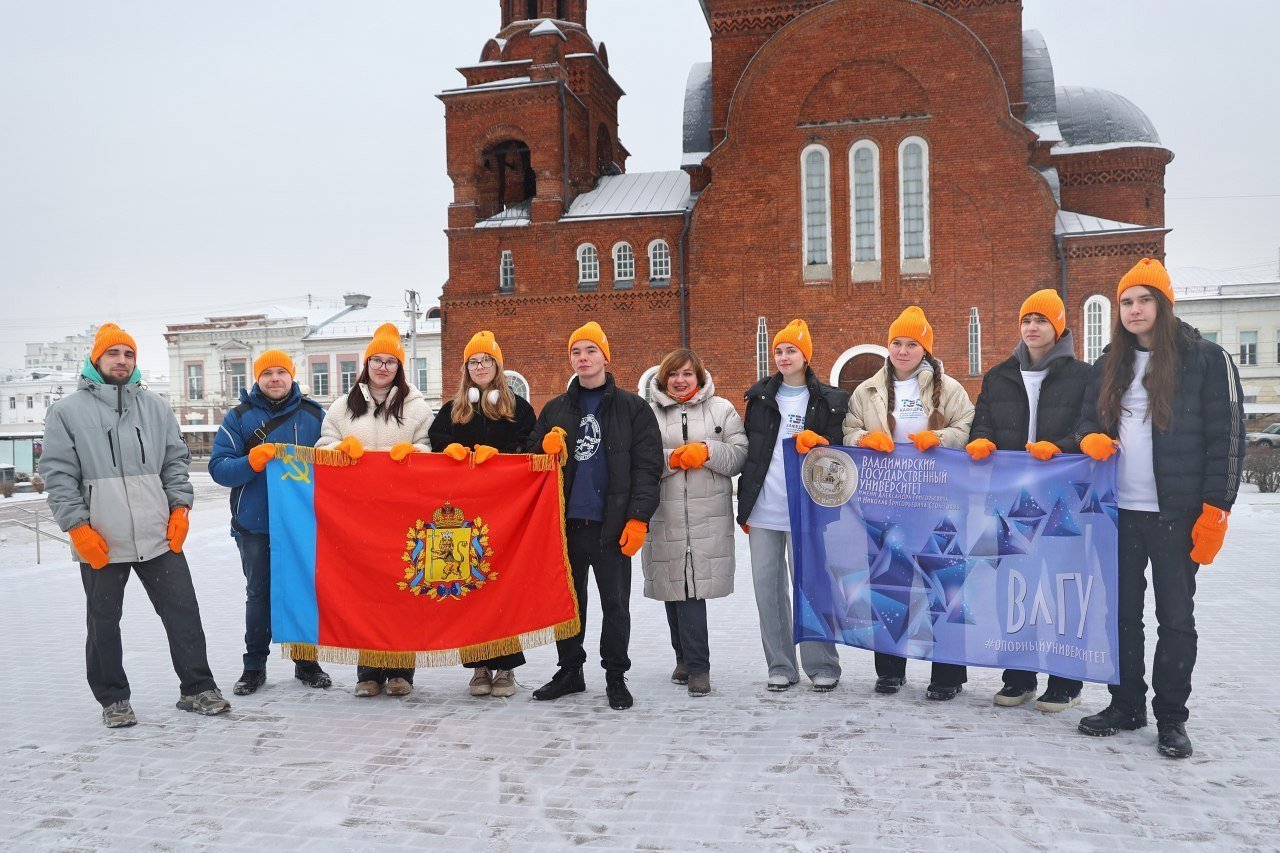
[
  {"xmin": 891, "ymin": 377, "xmax": 929, "ymax": 443},
  {"xmin": 1020, "ymin": 369, "xmax": 1048, "ymax": 443},
  {"xmin": 748, "ymin": 383, "xmax": 809, "ymax": 531},
  {"xmin": 1117, "ymin": 350, "xmax": 1159, "ymax": 511}
]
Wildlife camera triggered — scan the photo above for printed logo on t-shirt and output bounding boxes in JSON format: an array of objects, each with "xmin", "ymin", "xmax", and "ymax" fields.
[
  {"xmin": 575, "ymin": 414, "xmax": 602, "ymax": 461},
  {"xmin": 895, "ymin": 397, "xmax": 926, "ymax": 418},
  {"xmin": 782, "ymin": 411, "xmax": 806, "ymax": 437}
]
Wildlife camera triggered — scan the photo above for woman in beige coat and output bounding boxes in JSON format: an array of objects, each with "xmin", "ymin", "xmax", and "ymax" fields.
[
  {"xmin": 641, "ymin": 349, "xmax": 747, "ymax": 696},
  {"xmin": 316, "ymin": 322, "xmax": 433, "ymax": 698},
  {"xmin": 840, "ymin": 306, "xmax": 974, "ymax": 701}
]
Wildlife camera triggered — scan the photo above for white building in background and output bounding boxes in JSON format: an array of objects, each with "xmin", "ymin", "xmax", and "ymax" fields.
[
  {"xmin": 0, "ymin": 373, "xmax": 75, "ymax": 426},
  {"xmin": 24, "ymin": 326, "xmax": 96, "ymax": 373},
  {"xmin": 1175, "ymin": 267, "xmax": 1280, "ymax": 421},
  {"xmin": 164, "ymin": 294, "xmax": 443, "ymax": 427}
]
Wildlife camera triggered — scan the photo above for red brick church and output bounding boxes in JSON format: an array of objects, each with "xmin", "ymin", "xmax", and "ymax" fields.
[{"xmin": 439, "ymin": 0, "xmax": 1173, "ymax": 409}]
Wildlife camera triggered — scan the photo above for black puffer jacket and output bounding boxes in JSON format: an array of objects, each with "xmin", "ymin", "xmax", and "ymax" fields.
[
  {"xmin": 1076, "ymin": 321, "xmax": 1245, "ymax": 520},
  {"xmin": 531, "ymin": 373, "xmax": 663, "ymax": 544},
  {"xmin": 736, "ymin": 369, "xmax": 849, "ymax": 525},
  {"xmin": 428, "ymin": 396, "xmax": 536, "ymax": 454},
  {"xmin": 970, "ymin": 331, "xmax": 1092, "ymax": 452}
]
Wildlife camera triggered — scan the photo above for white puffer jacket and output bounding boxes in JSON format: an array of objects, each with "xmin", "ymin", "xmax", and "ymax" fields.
[
  {"xmin": 641, "ymin": 375, "xmax": 748, "ymax": 601},
  {"xmin": 317, "ymin": 383, "xmax": 433, "ymax": 453}
]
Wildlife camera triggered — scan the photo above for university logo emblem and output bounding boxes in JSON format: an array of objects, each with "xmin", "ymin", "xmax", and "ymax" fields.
[
  {"xmin": 399, "ymin": 501, "xmax": 494, "ymax": 601},
  {"xmin": 801, "ymin": 447, "xmax": 858, "ymax": 507}
]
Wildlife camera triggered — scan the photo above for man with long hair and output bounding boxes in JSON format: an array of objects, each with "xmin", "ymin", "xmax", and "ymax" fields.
[{"xmin": 1076, "ymin": 258, "xmax": 1244, "ymax": 758}]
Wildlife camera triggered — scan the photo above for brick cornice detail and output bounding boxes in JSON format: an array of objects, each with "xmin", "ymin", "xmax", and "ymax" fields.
[
  {"xmin": 1065, "ymin": 241, "xmax": 1164, "ymax": 260},
  {"xmin": 444, "ymin": 289, "xmax": 679, "ymax": 311},
  {"xmin": 1059, "ymin": 167, "xmax": 1164, "ymax": 188}
]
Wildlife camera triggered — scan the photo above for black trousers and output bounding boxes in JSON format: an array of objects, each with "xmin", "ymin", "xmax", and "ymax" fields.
[
  {"xmin": 1002, "ymin": 668, "xmax": 1083, "ymax": 696},
  {"xmin": 464, "ymin": 651, "xmax": 526, "ymax": 671},
  {"xmin": 665, "ymin": 598, "xmax": 710, "ymax": 675},
  {"xmin": 875, "ymin": 653, "xmax": 967, "ymax": 688},
  {"xmin": 1110, "ymin": 510, "xmax": 1199, "ymax": 723},
  {"xmin": 356, "ymin": 663, "xmax": 415, "ymax": 685},
  {"xmin": 555, "ymin": 519, "xmax": 632, "ymax": 673},
  {"xmin": 80, "ymin": 551, "xmax": 218, "ymax": 706}
]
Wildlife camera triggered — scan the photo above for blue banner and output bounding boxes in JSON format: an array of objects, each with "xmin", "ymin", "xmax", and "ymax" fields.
[{"xmin": 785, "ymin": 443, "xmax": 1119, "ymax": 684}]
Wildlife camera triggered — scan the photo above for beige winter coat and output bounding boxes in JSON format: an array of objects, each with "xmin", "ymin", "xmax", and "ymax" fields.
[
  {"xmin": 842, "ymin": 366, "xmax": 974, "ymax": 449},
  {"xmin": 317, "ymin": 383, "xmax": 433, "ymax": 453},
  {"xmin": 641, "ymin": 376, "xmax": 748, "ymax": 601}
]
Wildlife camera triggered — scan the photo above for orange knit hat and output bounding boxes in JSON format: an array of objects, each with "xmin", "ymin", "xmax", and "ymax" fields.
[
  {"xmin": 253, "ymin": 350, "xmax": 295, "ymax": 380},
  {"xmin": 772, "ymin": 319, "xmax": 813, "ymax": 363},
  {"xmin": 463, "ymin": 331, "xmax": 503, "ymax": 366},
  {"xmin": 363, "ymin": 322, "xmax": 406, "ymax": 364},
  {"xmin": 1118, "ymin": 257, "xmax": 1174, "ymax": 304},
  {"xmin": 887, "ymin": 306, "xmax": 934, "ymax": 353},
  {"xmin": 1019, "ymin": 289, "xmax": 1066, "ymax": 338},
  {"xmin": 90, "ymin": 323, "xmax": 138, "ymax": 363},
  {"xmin": 568, "ymin": 322, "xmax": 611, "ymax": 362}
]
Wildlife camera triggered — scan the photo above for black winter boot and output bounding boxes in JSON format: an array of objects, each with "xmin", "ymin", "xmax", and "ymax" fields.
[
  {"xmin": 1157, "ymin": 721, "xmax": 1193, "ymax": 758},
  {"xmin": 1078, "ymin": 703, "xmax": 1148, "ymax": 737},
  {"xmin": 605, "ymin": 671, "xmax": 633, "ymax": 710},
  {"xmin": 532, "ymin": 666, "xmax": 585, "ymax": 701},
  {"xmin": 233, "ymin": 670, "xmax": 266, "ymax": 696},
  {"xmin": 294, "ymin": 661, "xmax": 332, "ymax": 689}
]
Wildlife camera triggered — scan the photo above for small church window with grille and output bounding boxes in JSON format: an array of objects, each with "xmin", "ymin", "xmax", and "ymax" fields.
[
  {"xmin": 499, "ymin": 250, "xmax": 515, "ymax": 293},
  {"xmin": 968, "ymin": 308, "xmax": 982, "ymax": 375},
  {"xmin": 577, "ymin": 244, "xmax": 599, "ymax": 288},
  {"xmin": 613, "ymin": 242, "xmax": 634, "ymax": 286},
  {"xmin": 802, "ymin": 145, "xmax": 831, "ymax": 276},
  {"xmin": 1083, "ymin": 295, "xmax": 1110, "ymax": 363},
  {"xmin": 851, "ymin": 140, "xmax": 881, "ymax": 282},
  {"xmin": 757, "ymin": 317, "xmax": 770, "ymax": 380},
  {"xmin": 648, "ymin": 240, "xmax": 671, "ymax": 284},
  {"xmin": 899, "ymin": 136, "xmax": 930, "ymax": 274}
]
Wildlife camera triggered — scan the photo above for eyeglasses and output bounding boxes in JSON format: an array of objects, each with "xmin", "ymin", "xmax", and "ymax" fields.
[
  {"xmin": 466, "ymin": 356, "xmax": 495, "ymax": 369},
  {"xmin": 369, "ymin": 358, "xmax": 400, "ymax": 370}
]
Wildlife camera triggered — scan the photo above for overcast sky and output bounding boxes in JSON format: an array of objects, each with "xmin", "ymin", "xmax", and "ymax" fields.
[{"xmin": 2, "ymin": 0, "xmax": 1277, "ymax": 372}]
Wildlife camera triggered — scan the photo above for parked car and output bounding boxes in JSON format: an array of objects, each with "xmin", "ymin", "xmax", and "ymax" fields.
[{"xmin": 1247, "ymin": 423, "xmax": 1280, "ymax": 447}]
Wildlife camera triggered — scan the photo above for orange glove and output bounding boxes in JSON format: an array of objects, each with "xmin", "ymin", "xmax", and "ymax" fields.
[
  {"xmin": 248, "ymin": 443, "xmax": 276, "ymax": 473},
  {"xmin": 669, "ymin": 446, "xmax": 687, "ymax": 470},
  {"xmin": 442, "ymin": 443, "xmax": 469, "ymax": 462},
  {"xmin": 859, "ymin": 431, "xmax": 895, "ymax": 453},
  {"xmin": 795, "ymin": 430, "xmax": 829, "ymax": 455},
  {"xmin": 542, "ymin": 427, "xmax": 567, "ymax": 458},
  {"xmin": 740, "ymin": 523, "xmax": 750, "ymax": 534},
  {"xmin": 966, "ymin": 438, "xmax": 996, "ymax": 461},
  {"xmin": 676, "ymin": 442, "xmax": 710, "ymax": 469},
  {"xmin": 167, "ymin": 507, "xmax": 190, "ymax": 553},
  {"xmin": 473, "ymin": 445, "xmax": 499, "ymax": 465},
  {"xmin": 1080, "ymin": 433, "xmax": 1118, "ymax": 461},
  {"xmin": 1189, "ymin": 503, "xmax": 1229, "ymax": 565},
  {"xmin": 335, "ymin": 436, "xmax": 364, "ymax": 460},
  {"xmin": 618, "ymin": 519, "xmax": 648, "ymax": 557},
  {"xmin": 909, "ymin": 431, "xmax": 940, "ymax": 452},
  {"xmin": 70, "ymin": 524, "xmax": 110, "ymax": 570},
  {"xmin": 1026, "ymin": 441, "xmax": 1061, "ymax": 461},
  {"xmin": 389, "ymin": 442, "xmax": 415, "ymax": 463}
]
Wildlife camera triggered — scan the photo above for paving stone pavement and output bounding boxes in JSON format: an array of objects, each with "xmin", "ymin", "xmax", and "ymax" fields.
[{"xmin": 1, "ymin": 475, "xmax": 1277, "ymax": 851}]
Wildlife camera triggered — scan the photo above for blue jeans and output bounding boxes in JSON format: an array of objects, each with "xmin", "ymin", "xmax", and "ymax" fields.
[{"xmin": 235, "ymin": 533, "xmax": 274, "ymax": 671}]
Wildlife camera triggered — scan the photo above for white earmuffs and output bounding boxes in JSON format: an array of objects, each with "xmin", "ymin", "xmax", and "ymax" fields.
[{"xmin": 468, "ymin": 387, "xmax": 501, "ymax": 405}]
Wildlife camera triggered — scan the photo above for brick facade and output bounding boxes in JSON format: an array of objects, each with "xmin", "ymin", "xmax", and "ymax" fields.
[{"xmin": 440, "ymin": 0, "xmax": 1172, "ymax": 410}]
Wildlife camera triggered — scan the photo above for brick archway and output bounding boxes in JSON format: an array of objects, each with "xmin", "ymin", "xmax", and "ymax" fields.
[{"xmin": 831, "ymin": 345, "xmax": 888, "ymax": 394}]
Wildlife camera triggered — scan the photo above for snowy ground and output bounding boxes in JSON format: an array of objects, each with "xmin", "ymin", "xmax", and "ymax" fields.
[{"xmin": 2, "ymin": 475, "xmax": 1278, "ymax": 851}]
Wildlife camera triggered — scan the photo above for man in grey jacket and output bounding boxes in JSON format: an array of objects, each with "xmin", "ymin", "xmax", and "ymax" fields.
[{"xmin": 42, "ymin": 324, "xmax": 229, "ymax": 727}]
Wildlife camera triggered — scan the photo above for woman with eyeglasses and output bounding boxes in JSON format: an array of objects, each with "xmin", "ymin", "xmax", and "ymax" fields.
[
  {"xmin": 428, "ymin": 331, "xmax": 536, "ymax": 699},
  {"xmin": 317, "ymin": 322, "xmax": 433, "ymax": 698}
]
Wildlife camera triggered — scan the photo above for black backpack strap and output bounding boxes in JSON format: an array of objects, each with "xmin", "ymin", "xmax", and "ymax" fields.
[{"xmin": 246, "ymin": 410, "xmax": 300, "ymax": 451}]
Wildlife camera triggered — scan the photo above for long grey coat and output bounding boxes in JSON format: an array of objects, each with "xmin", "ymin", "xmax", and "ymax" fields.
[
  {"xmin": 641, "ymin": 376, "xmax": 748, "ymax": 601},
  {"xmin": 42, "ymin": 368, "xmax": 194, "ymax": 565}
]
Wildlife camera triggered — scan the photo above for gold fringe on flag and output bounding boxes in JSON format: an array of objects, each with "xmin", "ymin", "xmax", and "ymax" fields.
[
  {"xmin": 528, "ymin": 452, "xmax": 559, "ymax": 471},
  {"xmin": 273, "ymin": 443, "xmax": 356, "ymax": 467}
]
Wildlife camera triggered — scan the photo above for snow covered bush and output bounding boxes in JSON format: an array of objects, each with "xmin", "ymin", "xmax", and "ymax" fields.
[{"xmin": 1243, "ymin": 445, "xmax": 1280, "ymax": 493}]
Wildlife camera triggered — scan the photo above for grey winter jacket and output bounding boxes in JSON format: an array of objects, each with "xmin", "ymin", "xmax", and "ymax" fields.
[
  {"xmin": 42, "ymin": 365, "xmax": 193, "ymax": 564},
  {"xmin": 640, "ymin": 376, "xmax": 748, "ymax": 602}
]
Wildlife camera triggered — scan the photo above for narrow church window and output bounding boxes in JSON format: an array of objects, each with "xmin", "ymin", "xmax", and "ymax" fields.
[
  {"xmin": 499, "ymin": 250, "xmax": 515, "ymax": 293},
  {"xmin": 899, "ymin": 136, "xmax": 930, "ymax": 272},
  {"xmin": 850, "ymin": 140, "xmax": 881, "ymax": 282},
  {"xmin": 968, "ymin": 307, "xmax": 982, "ymax": 375},
  {"xmin": 577, "ymin": 244, "xmax": 600, "ymax": 288},
  {"xmin": 1083, "ymin": 295, "xmax": 1110, "ymax": 363},
  {"xmin": 648, "ymin": 240, "xmax": 671, "ymax": 283},
  {"xmin": 756, "ymin": 317, "xmax": 770, "ymax": 380},
  {"xmin": 613, "ymin": 242, "xmax": 635, "ymax": 285},
  {"xmin": 527, "ymin": 0, "xmax": 539, "ymax": 20},
  {"xmin": 802, "ymin": 145, "xmax": 831, "ymax": 273}
]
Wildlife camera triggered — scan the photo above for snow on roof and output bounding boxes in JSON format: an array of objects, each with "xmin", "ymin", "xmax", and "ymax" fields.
[
  {"xmin": 1173, "ymin": 266, "xmax": 1280, "ymax": 299},
  {"xmin": 1055, "ymin": 210, "xmax": 1164, "ymax": 237},
  {"xmin": 439, "ymin": 78, "xmax": 554, "ymax": 96},
  {"xmin": 562, "ymin": 171, "xmax": 692, "ymax": 221},
  {"xmin": 1055, "ymin": 86, "xmax": 1163, "ymax": 150},
  {"xmin": 1021, "ymin": 30, "xmax": 1062, "ymax": 144},
  {"xmin": 1037, "ymin": 167, "xmax": 1061, "ymax": 205},
  {"xmin": 305, "ymin": 315, "xmax": 440, "ymax": 341},
  {"xmin": 682, "ymin": 62, "xmax": 713, "ymax": 165},
  {"xmin": 476, "ymin": 201, "xmax": 532, "ymax": 229},
  {"xmin": 529, "ymin": 19, "xmax": 565, "ymax": 38}
]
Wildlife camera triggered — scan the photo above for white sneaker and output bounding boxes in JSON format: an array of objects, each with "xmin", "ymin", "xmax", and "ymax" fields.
[
  {"xmin": 766, "ymin": 674, "xmax": 795, "ymax": 692},
  {"xmin": 811, "ymin": 674, "xmax": 840, "ymax": 692}
]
